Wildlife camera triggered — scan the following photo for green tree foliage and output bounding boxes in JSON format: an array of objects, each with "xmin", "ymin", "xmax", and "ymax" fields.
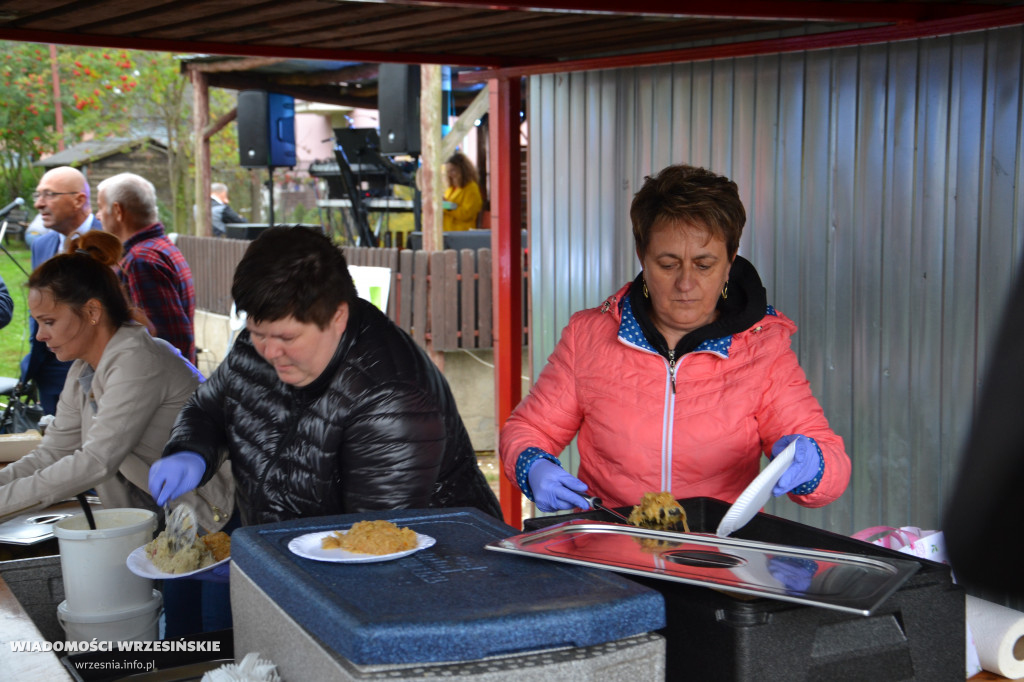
[
  {"xmin": 1, "ymin": 41, "xmax": 261, "ymax": 232},
  {"xmin": 0, "ymin": 43, "xmax": 59, "ymax": 200},
  {"xmin": 0, "ymin": 42, "xmax": 139, "ymax": 200},
  {"xmin": 120, "ymin": 50, "xmax": 193, "ymax": 231},
  {"xmin": 91, "ymin": 50, "xmax": 245, "ymax": 233},
  {"xmin": 62, "ymin": 47, "xmax": 139, "ymax": 136}
]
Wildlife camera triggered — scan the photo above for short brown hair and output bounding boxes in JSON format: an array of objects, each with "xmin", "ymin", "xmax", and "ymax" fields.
[
  {"xmin": 630, "ymin": 164, "xmax": 746, "ymax": 260},
  {"xmin": 231, "ymin": 226, "xmax": 356, "ymax": 328}
]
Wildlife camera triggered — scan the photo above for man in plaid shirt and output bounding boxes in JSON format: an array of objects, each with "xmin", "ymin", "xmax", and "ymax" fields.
[{"xmin": 97, "ymin": 173, "xmax": 196, "ymax": 364}]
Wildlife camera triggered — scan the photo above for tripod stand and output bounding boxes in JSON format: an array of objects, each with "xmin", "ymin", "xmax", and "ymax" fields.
[{"xmin": 0, "ymin": 201, "xmax": 30, "ymax": 278}]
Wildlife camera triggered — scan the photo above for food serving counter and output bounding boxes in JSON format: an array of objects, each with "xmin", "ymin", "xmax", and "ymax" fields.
[
  {"xmin": 0, "ymin": 560, "xmax": 1014, "ymax": 682},
  {"xmin": 230, "ymin": 507, "xmax": 667, "ymax": 680},
  {"xmin": 1, "ymin": 498, "xmax": 1011, "ymax": 681},
  {"xmin": 524, "ymin": 497, "xmax": 966, "ymax": 682}
]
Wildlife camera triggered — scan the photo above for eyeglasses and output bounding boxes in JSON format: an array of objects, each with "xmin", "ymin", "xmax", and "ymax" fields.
[{"xmin": 32, "ymin": 190, "xmax": 81, "ymax": 202}]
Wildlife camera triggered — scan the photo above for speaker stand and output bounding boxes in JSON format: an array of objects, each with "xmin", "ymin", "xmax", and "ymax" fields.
[{"xmin": 266, "ymin": 167, "xmax": 276, "ymax": 227}]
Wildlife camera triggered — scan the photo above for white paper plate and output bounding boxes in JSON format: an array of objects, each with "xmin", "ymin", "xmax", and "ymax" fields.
[
  {"xmin": 288, "ymin": 530, "xmax": 435, "ymax": 563},
  {"xmin": 126, "ymin": 544, "xmax": 229, "ymax": 580},
  {"xmin": 715, "ymin": 440, "xmax": 798, "ymax": 537}
]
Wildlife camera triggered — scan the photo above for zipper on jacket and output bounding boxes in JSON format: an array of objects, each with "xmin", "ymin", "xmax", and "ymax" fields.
[
  {"xmin": 661, "ymin": 354, "xmax": 677, "ymax": 492},
  {"xmin": 667, "ymin": 350, "xmax": 677, "ymax": 394}
]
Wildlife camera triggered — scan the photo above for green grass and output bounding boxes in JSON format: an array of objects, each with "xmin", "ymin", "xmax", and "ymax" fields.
[{"xmin": 0, "ymin": 239, "xmax": 32, "ymax": 380}]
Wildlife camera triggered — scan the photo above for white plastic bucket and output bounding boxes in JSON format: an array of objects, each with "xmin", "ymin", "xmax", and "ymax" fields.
[
  {"xmin": 54, "ymin": 508, "xmax": 157, "ymax": 614},
  {"xmin": 58, "ymin": 590, "xmax": 162, "ymax": 642}
]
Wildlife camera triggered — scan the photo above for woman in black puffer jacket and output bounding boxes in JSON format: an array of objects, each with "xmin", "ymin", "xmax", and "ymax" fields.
[{"xmin": 150, "ymin": 227, "xmax": 501, "ymax": 525}]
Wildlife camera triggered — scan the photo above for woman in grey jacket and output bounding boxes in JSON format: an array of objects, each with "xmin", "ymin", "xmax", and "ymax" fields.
[{"xmin": 0, "ymin": 241, "xmax": 232, "ymax": 529}]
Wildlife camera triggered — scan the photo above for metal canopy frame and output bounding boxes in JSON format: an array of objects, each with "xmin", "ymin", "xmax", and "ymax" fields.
[{"xmin": 2, "ymin": 0, "xmax": 1022, "ymax": 527}]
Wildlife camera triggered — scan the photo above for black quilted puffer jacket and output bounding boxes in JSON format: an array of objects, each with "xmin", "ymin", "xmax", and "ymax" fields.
[{"xmin": 163, "ymin": 299, "xmax": 502, "ymax": 525}]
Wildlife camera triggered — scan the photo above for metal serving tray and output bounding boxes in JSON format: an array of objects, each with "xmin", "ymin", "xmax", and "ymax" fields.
[
  {"xmin": 0, "ymin": 497, "xmax": 102, "ymax": 546},
  {"xmin": 486, "ymin": 520, "xmax": 921, "ymax": 615}
]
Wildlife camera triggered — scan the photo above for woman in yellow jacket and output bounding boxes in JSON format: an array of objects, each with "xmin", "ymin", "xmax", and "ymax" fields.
[{"xmin": 443, "ymin": 152, "xmax": 483, "ymax": 231}]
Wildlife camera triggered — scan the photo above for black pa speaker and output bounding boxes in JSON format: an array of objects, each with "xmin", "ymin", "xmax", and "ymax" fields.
[
  {"xmin": 378, "ymin": 64, "xmax": 420, "ymax": 156},
  {"xmin": 237, "ymin": 90, "xmax": 296, "ymax": 168}
]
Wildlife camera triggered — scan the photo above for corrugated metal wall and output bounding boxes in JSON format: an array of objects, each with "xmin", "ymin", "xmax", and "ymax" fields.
[{"xmin": 527, "ymin": 25, "xmax": 1024, "ymax": 538}]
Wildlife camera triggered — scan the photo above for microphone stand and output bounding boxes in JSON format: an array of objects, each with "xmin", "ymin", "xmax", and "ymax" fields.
[{"xmin": 0, "ymin": 217, "xmax": 30, "ymax": 278}]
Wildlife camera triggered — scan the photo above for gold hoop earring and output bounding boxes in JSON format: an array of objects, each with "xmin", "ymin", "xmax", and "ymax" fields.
[
  {"xmin": 642, "ymin": 279, "xmax": 649, "ymax": 299},
  {"xmin": 721, "ymin": 281, "xmax": 729, "ymax": 299}
]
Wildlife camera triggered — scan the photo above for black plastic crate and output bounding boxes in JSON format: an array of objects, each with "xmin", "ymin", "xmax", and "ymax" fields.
[{"xmin": 524, "ymin": 497, "xmax": 964, "ymax": 682}]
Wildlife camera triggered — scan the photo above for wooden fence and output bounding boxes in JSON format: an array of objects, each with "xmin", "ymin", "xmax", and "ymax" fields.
[{"xmin": 176, "ymin": 235, "xmax": 527, "ymax": 352}]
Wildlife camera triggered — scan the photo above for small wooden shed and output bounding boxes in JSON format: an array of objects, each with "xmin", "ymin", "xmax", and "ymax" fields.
[{"xmin": 35, "ymin": 136, "xmax": 171, "ymax": 211}]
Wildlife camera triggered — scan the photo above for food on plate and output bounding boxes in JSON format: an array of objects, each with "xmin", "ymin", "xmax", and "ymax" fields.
[
  {"xmin": 147, "ymin": 532, "xmax": 214, "ymax": 574},
  {"xmin": 321, "ymin": 520, "xmax": 418, "ymax": 555},
  {"xmin": 627, "ymin": 492, "xmax": 690, "ymax": 532},
  {"xmin": 201, "ymin": 531, "xmax": 232, "ymax": 562},
  {"xmin": 146, "ymin": 530, "xmax": 231, "ymax": 574}
]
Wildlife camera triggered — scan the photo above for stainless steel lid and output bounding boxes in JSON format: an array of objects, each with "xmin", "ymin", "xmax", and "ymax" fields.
[
  {"xmin": 486, "ymin": 520, "xmax": 920, "ymax": 616},
  {"xmin": 0, "ymin": 498, "xmax": 103, "ymax": 546}
]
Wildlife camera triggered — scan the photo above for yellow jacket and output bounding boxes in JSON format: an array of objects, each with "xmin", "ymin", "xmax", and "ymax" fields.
[{"xmin": 443, "ymin": 181, "xmax": 483, "ymax": 231}]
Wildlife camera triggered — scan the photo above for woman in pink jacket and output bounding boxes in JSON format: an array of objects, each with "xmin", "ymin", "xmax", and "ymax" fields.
[{"xmin": 500, "ymin": 164, "xmax": 850, "ymax": 512}]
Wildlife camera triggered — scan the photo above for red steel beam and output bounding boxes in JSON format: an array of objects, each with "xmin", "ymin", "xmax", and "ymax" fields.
[
  {"xmin": 0, "ymin": 28, "xmax": 524, "ymax": 69},
  {"xmin": 2, "ymin": 3, "xmax": 1014, "ymax": 74},
  {"xmin": 354, "ymin": 0, "xmax": 1003, "ymax": 23},
  {"xmin": 461, "ymin": 5, "xmax": 1024, "ymax": 81},
  {"xmin": 488, "ymin": 76, "xmax": 524, "ymax": 529}
]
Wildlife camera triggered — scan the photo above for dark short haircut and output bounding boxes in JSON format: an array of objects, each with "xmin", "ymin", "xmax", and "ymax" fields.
[
  {"xmin": 29, "ymin": 251, "xmax": 132, "ymax": 328},
  {"xmin": 231, "ymin": 226, "xmax": 357, "ymax": 328},
  {"xmin": 630, "ymin": 164, "xmax": 746, "ymax": 260}
]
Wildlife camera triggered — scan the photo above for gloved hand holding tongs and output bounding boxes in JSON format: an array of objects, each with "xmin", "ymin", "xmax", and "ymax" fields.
[
  {"xmin": 526, "ymin": 458, "xmax": 634, "ymax": 523},
  {"xmin": 527, "ymin": 459, "xmax": 590, "ymax": 512}
]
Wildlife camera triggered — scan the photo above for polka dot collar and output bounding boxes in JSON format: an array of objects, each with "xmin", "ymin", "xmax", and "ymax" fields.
[{"xmin": 616, "ymin": 293, "xmax": 734, "ymax": 359}]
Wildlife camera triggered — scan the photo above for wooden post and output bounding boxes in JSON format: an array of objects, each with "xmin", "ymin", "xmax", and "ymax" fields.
[
  {"xmin": 420, "ymin": 64, "xmax": 445, "ymax": 369},
  {"xmin": 190, "ymin": 67, "xmax": 211, "ymax": 237},
  {"xmin": 420, "ymin": 64, "xmax": 443, "ymax": 253},
  {"xmin": 488, "ymin": 76, "xmax": 523, "ymax": 528},
  {"xmin": 249, "ymin": 169, "xmax": 262, "ymax": 224}
]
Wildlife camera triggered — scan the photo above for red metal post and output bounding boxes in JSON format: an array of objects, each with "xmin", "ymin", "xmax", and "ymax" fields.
[{"xmin": 488, "ymin": 76, "xmax": 523, "ymax": 529}]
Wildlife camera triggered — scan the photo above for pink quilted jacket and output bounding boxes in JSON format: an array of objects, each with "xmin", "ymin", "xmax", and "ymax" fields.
[{"xmin": 500, "ymin": 283, "xmax": 850, "ymax": 509}]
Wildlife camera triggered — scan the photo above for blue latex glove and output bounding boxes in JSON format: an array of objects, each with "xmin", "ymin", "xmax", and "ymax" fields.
[
  {"xmin": 149, "ymin": 451, "xmax": 207, "ymax": 506},
  {"xmin": 771, "ymin": 434, "xmax": 822, "ymax": 496},
  {"xmin": 767, "ymin": 556, "xmax": 818, "ymax": 594},
  {"xmin": 528, "ymin": 459, "xmax": 590, "ymax": 512}
]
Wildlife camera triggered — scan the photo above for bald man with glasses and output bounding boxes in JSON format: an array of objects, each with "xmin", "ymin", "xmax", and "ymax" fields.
[{"xmin": 22, "ymin": 166, "xmax": 100, "ymax": 415}]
